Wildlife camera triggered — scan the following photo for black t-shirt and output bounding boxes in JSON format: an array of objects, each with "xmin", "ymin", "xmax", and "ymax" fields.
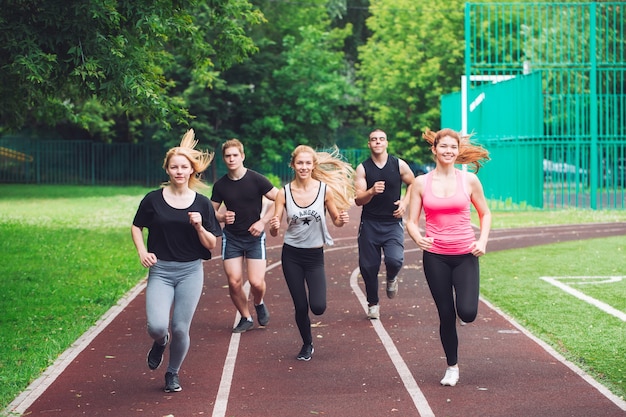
[
  {"xmin": 361, "ymin": 155, "xmax": 402, "ymax": 223},
  {"xmin": 133, "ymin": 189, "xmax": 222, "ymax": 261},
  {"xmin": 211, "ymin": 169, "xmax": 274, "ymax": 236}
]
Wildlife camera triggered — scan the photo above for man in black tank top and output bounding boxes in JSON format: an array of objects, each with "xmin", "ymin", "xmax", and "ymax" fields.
[{"xmin": 354, "ymin": 129, "xmax": 415, "ymax": 319}]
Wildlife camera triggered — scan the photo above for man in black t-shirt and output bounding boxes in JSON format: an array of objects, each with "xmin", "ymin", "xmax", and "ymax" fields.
[{"xmin": 211, "ymin": 139, "xmax": 279, "ymax": 333}]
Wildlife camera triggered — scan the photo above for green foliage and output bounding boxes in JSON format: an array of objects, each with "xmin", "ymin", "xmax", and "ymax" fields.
[
  {"xmin": 191, "ymin": 0, "xmax": 360, "ymax": 171},
  {"xmin": 357, "ymin": 0, "xmax": 466, "ymax": 164},
  {"xmin": 0, "ymin": 0, "xmax": 262, "ymax": 134}
]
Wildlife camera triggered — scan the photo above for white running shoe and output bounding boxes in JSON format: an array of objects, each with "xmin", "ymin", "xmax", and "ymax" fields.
[
  {"xmin": 440, "ymin": 366, "xmax": 459, "ymax": 386},
  {"xmin": 386, "ymin": 278, "xmax": 398, "ymax": 299},
  {"xmin": 367, "ymin": 304, "xmax": 380, "ymax": 319}
]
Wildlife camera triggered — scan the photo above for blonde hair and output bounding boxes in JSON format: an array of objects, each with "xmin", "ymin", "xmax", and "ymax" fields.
[
  {"xmin": 162, "ymin": 129, "xmax": 214, "ymax": 190},
  {"xmin": 221, "ymin": 138, "xmax": 244, "ymax": 156},
  {"xmin": 423, "ymin": 128, "xmax": 490, "ymax": 172},
  {"xmin": 290, "ymin": 145, "xmax": 355, "ymax": 210}
]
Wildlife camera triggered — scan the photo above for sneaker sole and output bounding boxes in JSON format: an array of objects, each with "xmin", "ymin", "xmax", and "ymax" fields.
[
  {"xmin": 256, "ymin": 305, "xmax": 270, "ymax": 326},
  {"xmin": 297, "ymin": 348, "xmax": 314, "ymax": 361},
  {"xmin": 164, "ymin": 386, "xmax": 182, "ymax": 393},
  {"xmin": 147, "ymin": 354, "xmax": 163, "ymax": 370},
  {"xmin": 147, "ymin": 345, "xmax": 165, "ymax": 370},
  {"xmin": 232, "ymin": 320, "xmax": 254, "ymax": 333}
]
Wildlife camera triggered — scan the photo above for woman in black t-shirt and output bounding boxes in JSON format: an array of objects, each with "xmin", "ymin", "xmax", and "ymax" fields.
[{"xmin": 131, "ymin": 129, "xmax": 222, "ymax": 393}]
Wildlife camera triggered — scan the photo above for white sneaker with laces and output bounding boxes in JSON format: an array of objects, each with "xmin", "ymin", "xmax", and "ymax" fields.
[
  {"xmin": 440, "ymin": 366, "xmax": 459, "ymax": 386},
  {"xmin": 367, "ymin": 304, "xmax": 380, "ymax": 319}
]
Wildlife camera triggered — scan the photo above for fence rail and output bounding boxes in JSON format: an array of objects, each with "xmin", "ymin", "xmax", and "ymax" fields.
[
  {"xmin": 445, "ymin": 2, "xmax": 626, "ymax": 209},
  {"xmin": 0, "ymin": 139, "xmax": 370, "ymax": 188}
]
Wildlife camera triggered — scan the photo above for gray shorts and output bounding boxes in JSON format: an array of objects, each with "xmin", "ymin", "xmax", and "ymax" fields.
[{"xmin": 221, "ymin": 229, "xmax": 266, "ymax": 260}]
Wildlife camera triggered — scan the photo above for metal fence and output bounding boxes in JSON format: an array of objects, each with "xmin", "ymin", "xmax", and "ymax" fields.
[
  {"xmin": 443, "ymin": 2, "xmax": 625, "ymax": 209},
  {"xmin": 0, "ymin": 138, "xmax": 370, "ymax": 187}
]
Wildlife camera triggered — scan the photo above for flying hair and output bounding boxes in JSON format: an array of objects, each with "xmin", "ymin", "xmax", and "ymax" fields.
[
  {"xmin": 162, "ymin": 129, "xmax": 214, "ymax": 190},
  {"xmin": 422, "ymin": 128, "xmax": 490, "ymax": 172},
  {"xmin": 290, "ymin": 145, "xmax": 355, "ymax": 211}
]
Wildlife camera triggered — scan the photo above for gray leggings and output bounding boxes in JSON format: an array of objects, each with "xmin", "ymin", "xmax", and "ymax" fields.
[{"xmin": 146, "ymin": 259, "xmax": 203, "ymax": 374}]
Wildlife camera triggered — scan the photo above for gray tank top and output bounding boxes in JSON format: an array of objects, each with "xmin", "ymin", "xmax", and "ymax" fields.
[{"xmin": 283, "ymin": 181, "xmax": 334, "ymax": 248}]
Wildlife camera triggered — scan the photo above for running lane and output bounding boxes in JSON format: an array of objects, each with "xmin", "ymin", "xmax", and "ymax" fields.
[{"xmin": 11, "ymin": 215, "xmax": 626, "ymax": 417}]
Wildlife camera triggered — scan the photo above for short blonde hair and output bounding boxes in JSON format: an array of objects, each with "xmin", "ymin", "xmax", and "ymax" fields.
[{"xmin": 221, "ymin": 138, "xmax": 244, "ymax": 157}]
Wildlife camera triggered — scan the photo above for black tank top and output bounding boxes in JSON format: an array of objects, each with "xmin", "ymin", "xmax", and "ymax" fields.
[{"xmin": 361, "ymin": 155, "xmax": 401, "ymax": 222}]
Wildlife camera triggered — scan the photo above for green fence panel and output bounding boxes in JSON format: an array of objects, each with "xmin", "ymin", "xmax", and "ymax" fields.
[
  {"xmin": 0, "ymin": 138, "xmax": 370, "ymax": 188},
  {"xmin": 445, "ymin": 2, "xmax": 626, "ymax": 209}
]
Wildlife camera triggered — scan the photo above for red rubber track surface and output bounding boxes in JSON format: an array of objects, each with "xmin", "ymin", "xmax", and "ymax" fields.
[{"xmin": 11, "ymin": 211, "xmax": 626, "ymax": 417}]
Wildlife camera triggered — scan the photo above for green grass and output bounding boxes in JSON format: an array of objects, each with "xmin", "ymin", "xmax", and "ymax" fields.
[
  {"xmin": 1, "ymin": 184, "xmax": 625, "ymax": 411},
  {"xmin": 0, "ymin": 185, "xmax": 154, "ymax": 411},
  {"xmin": 481, "ymin": 238, "xmax": 626, "ymax": 399}
]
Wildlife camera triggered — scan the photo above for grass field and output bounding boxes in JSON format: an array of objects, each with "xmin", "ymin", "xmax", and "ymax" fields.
[
  {"xmin": 481, "ymin": 237, "xmax": 626, "ymax": 399},
  {"xmin": 1, "ymin": 184, "xmax": 625, "ymax": 412}
]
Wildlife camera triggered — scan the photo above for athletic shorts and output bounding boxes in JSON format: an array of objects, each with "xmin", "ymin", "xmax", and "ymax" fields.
[{"xmin": 221, "ymin": 229, "xmax": 266, "ymax": 260}]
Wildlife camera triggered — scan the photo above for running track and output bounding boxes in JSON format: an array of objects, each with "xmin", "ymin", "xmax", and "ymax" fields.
[{"xmin": 7, "ymin": 212, "xmax": 626, "ymax": 417}]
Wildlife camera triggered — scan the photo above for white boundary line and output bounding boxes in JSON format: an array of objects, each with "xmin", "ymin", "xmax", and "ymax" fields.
[
  {"xmin": 540, "ymin": 276, "xmax": 626, "ymax": 322},
  {"xmin": 7, "ymin": 239, "xmax": 626, "ymax": 416},
  {"xmin": 480, "ymin": 296, "xmax": 626, "ymax": 411},
  {"xmin": 349, "ymin": 266, "xmax": 435, "ymax": 417},
  {"xmin": 211, "ymin": 261, "xmax": 281, "ymax": 417},
  {"xmin": 5, "ymin": 278, "xmax": 148, "ymax": 416}
]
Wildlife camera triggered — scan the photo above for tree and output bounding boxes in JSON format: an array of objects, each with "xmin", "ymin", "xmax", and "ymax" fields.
[
  {"xmin": 0, "ymin": 0, "xmax": 263, "ymax": 134},
  {"xmin": 192, "ymin": 0, "xmax": 359, "ymax": 172},
  {"xmin": 357, "ymin": 0, "xmax": 465, "ymax": 164}
]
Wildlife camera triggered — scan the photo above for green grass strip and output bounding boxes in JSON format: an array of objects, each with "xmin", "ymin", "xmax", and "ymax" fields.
[{"xmin": 481, "ymin": 237, "xmax": 626, "ymax": 399}]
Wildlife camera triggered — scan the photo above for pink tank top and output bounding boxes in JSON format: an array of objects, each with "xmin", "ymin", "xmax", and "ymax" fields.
[{"xmin": 422, "ymin": 169, "xmax": 475, "ymax": 255}]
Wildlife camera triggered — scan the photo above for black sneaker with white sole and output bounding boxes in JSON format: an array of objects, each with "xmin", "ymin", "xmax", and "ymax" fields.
[
  {"xmin": 296, "ymin": 343, "xmax": 314, "ymax": 361},
  {"xmin": 164, "ymin": 371, "xmax": 182, "ymax": 392},
  {"xmin": 255, "ymin": 303, "xmax": 270, "ymax": 326},
  {"xmin": 232, "ymin": 317, "xmax": 254, "ymax": 333},
  {"xmin": 147, "ymin": 334, "xmax": 168, "ymax": 370}
]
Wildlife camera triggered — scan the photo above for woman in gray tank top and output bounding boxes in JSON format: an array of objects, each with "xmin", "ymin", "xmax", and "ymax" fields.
[{"xmin": 269, "ymin": 145, "xmax": 354, "ymax": 361}]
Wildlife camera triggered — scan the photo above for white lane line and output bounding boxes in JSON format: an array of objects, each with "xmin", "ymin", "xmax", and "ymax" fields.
[
  {"xmin": 211, "ymin": 261, "xmax": 282, "ymax": 417},
  {"xmin": 540, "ymin": 276, "xmax": 626, "ymax": 322},
  {"xmin": 349, "ymin": 267, "xmax": 435, "ymax": 417},
  {"xmin": 481, "ymin": 296, "xmax": 626, "ymax": 411}
]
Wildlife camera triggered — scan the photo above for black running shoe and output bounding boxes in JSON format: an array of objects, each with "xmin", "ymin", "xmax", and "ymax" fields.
[
  {"xmin": 255, "ymin": 303, "xmax": 270, "ymax": 326},
  {"xmin": 232, "ymin": 317, "xmax": 254, "ymax": 333},
  {"xmin": 147, "ymin": 334, "xmax": 168, "ymax": 370},
  {"xmin": 164, "ymin": 372, "xmax": 182, "ymax": 392},
  {"xmin": 296, "ymin": 343, "xmax": 314, "ymax": 361}
]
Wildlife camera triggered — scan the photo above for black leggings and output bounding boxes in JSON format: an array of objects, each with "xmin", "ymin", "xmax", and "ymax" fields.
[
  {"xmin": 423, "ymin": 251, "xmax": 479, "ymax": 366},
  {"xmin": 281, "ymin": 244, "xmax": 327, "ymax": 345}
]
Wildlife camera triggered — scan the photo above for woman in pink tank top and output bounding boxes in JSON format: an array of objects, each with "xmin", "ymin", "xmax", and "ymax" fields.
[{"xmin": 407, "ymin": 128, "xmax": 491, "ymax": 387}]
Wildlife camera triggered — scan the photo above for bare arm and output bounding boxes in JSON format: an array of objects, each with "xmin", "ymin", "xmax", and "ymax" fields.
[
  {"xmin": 325, "ymin": 188, "xmax": 349, "ymax": 227},
  {"xmin": 406, "ymin": 175, "xmax": 434, "ymax": 251},
  {"xmin": 269, "ymin": 188, "xmax": 286, "ymax": 237},
  {"xmin": 249, "ymin": 186, "xmax": 280, "ymax": 236},
  {"xmin": 131, "ymin": 225, "xmax": 158, "ymax": 268},
  {"xmin": 211, "ymin": 201, "xmax": 226, "ymax": 223},
  {"xmin": 354, "ymin": 163, "xmax": 383, "ymax": 206},
  {"xmin": 468, "ymin": 172, "xmax": 491, "ymax": 256},
  {"xmin": 393, "ymin": 159, "xmax": 415, "ymax": 218},
  {"xmin": 188, "ymin": 212, "xmax": 218, "ymax": 250}
]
